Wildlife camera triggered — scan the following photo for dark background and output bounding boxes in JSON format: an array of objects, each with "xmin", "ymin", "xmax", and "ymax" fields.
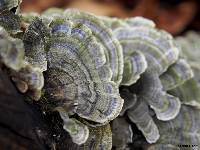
[{"xmin": 21, "ymin": 0, "xmax": 200, "ymax": 35}]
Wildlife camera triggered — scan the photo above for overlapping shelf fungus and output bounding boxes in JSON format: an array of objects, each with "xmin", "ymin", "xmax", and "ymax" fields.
[{"xmin": 1, "ymin": 1, "xmax": 200, "ymax": 149}]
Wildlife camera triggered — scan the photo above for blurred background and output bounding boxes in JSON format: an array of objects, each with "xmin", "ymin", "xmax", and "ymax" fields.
[{"xmin": 21, "ymin": 0, "xmax": 200, "ymax": 35}]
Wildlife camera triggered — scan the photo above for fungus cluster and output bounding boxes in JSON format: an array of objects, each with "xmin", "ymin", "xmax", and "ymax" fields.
[{"xmin": 1, "ymin": 1, "xmax": 200, "ymax": 150}]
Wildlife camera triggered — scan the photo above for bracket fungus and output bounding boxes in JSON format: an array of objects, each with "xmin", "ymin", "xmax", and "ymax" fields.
[
  {"xmin": 0, "ymin": 0, "xmax": 22, "ymax": 12},
  {"xmin": 136, "ymin": 31, "xmax": 200, "ymax": 150},
  {"xmin": 43, "ymin": 17, "xmax": 123, "ymax": 144},
  {"xmin": 0, "ymin": 26, "xmax": 24, "ymax": 70},
  {"xmin": 1, "ymin": 1, "xmax": 200, "ymax": 149},
  {"xmin": 147, "ymin": 105, "xmax": 200, "ymax": 150},
  {"xmin": 101, "ymin": 17, "xmax": 193, "ymax": 145},
  {"xmin": 42, "ymin": 8, "xmax": 124, "ymax": 86}
]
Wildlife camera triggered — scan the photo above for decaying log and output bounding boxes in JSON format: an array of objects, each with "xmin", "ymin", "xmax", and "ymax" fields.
[{"xmin": 0, "ymin": 68, "xmax": 49, "ymax": 150}]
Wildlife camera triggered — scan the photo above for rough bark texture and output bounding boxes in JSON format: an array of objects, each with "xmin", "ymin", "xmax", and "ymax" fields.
[{"xmin": 0, "ymin": 68, "xmax": 49, "ymax": 150}]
